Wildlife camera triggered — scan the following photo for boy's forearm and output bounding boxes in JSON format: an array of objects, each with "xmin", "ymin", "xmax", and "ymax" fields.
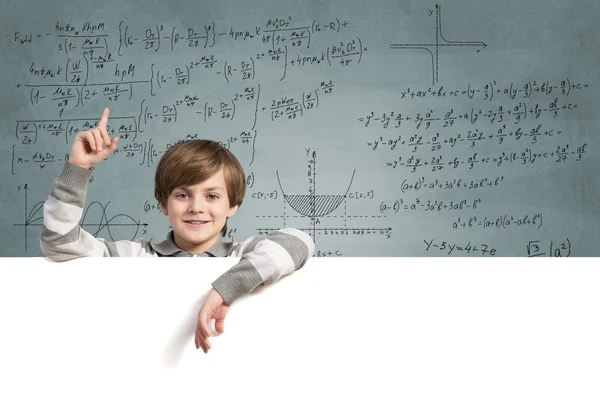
[
  {"xmin": 50, "ymin": 161, "xmax": 93, "ymax": 207},
  {"xmin": 211, "ymin": 259, "xmax": 264, "ymax": 305},
  {"xmin": 41, "ymin": 162, "xmax": 91, "ymax": 239},
  {"xmin": 40, "ymin": 162, "xmax": 97, "ymax": 260},
  {"xmin": 213, "ymin": 228, "xmax": 315, "ymax": 305}
]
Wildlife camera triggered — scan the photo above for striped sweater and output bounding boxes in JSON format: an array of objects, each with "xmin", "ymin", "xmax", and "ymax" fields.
[{"xmin": 41, "ymin": 162, "xmax": 315, "ymax": 305}]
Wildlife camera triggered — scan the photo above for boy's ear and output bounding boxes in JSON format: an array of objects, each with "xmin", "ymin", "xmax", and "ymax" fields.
[
  {"xmin": 227, "ymin": 205, "xmax": 239, "ymax": 218},
  {"xmin": 160, "ymin": 203, "xmax": 168, "ymax": 216}
]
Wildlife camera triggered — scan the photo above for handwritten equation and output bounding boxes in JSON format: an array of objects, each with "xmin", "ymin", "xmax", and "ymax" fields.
[
  {"xmin": 424, "ymin": 237, "xmax": 572, "ymax": 257},
  {"xmin": 383, "ymin": 144, "xmax": 587, "ymax": 173},
  {"xmin": 15, "ymin": 17, "xmax": 363, "ymax": 117}
]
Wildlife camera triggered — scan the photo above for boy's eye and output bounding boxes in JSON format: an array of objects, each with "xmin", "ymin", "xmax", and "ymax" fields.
[
  {"xmin": 207, "ymin": 194, "xmax": 219, "ymax": 200},
  {"xmin": 175, "ymin": 193, "xmax": 189, "ymax": 199}
]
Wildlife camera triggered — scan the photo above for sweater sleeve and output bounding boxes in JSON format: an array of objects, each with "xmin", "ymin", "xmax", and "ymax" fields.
[
  {"xmin": 211, "ymin": 228, "xmax": 315, "ymax": 305},
  {"xmin": 40, "ymin": 162, "xmax": 146, "ymax": 260}
]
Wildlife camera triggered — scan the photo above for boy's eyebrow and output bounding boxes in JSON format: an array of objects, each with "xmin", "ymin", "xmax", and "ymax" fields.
[
  {"xmin": 203, "ymin": 186, "xmax": 225, "ymax": 192},
  {"xmin": 176, "ymin": 185, "xmax": 225, "ymax": 192}
]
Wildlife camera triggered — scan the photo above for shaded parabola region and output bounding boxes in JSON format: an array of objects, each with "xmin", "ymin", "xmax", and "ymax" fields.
[
  {"xmin": 275, "ymin": 170, "xmax": 356, "ymax": 217},
  {"xmin": 16, "ymin": 196, "xmax": 147, "ymax": 251}
]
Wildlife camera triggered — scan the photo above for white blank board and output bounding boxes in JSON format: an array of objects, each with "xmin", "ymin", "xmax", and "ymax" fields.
[{"xmin": 1, "ymin": 257, "xmax": 599, "ymax": 399}]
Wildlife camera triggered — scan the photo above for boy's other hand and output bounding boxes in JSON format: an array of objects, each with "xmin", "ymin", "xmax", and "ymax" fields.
[
  {"xmin": 195, "ymin": 289, "xmax": 229, "ymax": 353},
  {"xmin": 69, "ymin": 107, "xmax": 118, "ymax": 169}
]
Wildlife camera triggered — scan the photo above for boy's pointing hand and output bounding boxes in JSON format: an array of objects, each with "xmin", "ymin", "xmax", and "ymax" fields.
[
  {"xmin": 69, "ymin": 107, "xmax": 118, "ymax": 169},
  {"xmin": 195, "ymin": 289, "xmax": 229, "ymax": 353}
]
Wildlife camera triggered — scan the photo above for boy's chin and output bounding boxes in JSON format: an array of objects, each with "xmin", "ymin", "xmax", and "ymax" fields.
[{"xmin": 174, "ymin": 230, "xmax": 220, "ymax": 252}]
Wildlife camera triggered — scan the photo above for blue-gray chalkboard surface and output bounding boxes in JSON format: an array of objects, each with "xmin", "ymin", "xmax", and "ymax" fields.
[{"xmin": 2, "ymin": 0, "xmax": 598, "ymax": 256}]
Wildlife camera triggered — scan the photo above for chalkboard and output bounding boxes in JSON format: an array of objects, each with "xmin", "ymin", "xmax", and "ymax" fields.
[{"xmin": 2, "ymin": 0, "xmax": 599, "ymax": 257}]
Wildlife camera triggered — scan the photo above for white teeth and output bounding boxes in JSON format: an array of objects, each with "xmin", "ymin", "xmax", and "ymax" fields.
[{"xmin": 186, "ymin": 221, "xmax": 206, "ymax": 225}]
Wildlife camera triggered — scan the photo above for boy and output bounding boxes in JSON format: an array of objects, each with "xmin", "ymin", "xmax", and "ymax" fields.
[{"xmin": 41, "ymin": 108, "xmax": 315, "ymax": 353}]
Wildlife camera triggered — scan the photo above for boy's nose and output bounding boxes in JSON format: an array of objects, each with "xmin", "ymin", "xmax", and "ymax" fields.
[{"xmin": 188, "ymin": 198, "xmax": 205, "ymax": 213}]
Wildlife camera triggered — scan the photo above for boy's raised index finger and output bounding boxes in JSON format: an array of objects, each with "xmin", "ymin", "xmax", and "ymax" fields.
[{"xmin": 98, "ymin": 107, "xmax": 109, "ymax": 129}]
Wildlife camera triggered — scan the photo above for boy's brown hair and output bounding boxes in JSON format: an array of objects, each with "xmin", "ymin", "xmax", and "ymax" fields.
[{"xmin": 154, "ymin": 140, "xmax": 246, "ymax": 235}]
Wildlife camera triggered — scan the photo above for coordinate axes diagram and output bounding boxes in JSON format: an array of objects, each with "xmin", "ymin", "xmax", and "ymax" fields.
[
  {"xmin": 255, "ymin": 151, "xmax": 392, "ymax": 248},
  {"xmin": 13, "ymin": 184, "xmax": 148, "ymax": 252},
  {"xmin": 390, "ymin": 4, "xmax": 487, "ymax": 85}
]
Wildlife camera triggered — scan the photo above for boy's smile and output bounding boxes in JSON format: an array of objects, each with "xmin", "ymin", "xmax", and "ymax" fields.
[{"xmin": 161, "ymin": 168, "xmax": 238, "ymax": 254}]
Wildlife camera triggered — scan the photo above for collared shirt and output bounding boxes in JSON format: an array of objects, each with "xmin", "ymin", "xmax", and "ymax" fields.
[{"xmin": 149, "ymin": 231, "xmax": 235, "ymax": 257}]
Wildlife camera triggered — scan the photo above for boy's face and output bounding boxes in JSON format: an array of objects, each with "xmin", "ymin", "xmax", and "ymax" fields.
[{"xmin": 160, "ymin": 168, "xmax": 238, "ymax": 254}]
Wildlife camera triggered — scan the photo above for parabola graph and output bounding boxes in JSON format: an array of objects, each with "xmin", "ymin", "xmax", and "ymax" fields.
[
  {"xmin": 277, "ymin": 169, "xmax": 356, "ymax": 218},
  {"xmin": 276, "ymin": 168, "xmax": 356, "ymax": 239},
  {"xmin": 255, "ymin": 150, "xmax": 393, "ymax": 245}
]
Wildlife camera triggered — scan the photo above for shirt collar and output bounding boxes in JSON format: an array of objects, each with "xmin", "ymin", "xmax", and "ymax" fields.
[{"xmin": 149, "ymin": 231, "xmax": 234, "ymax": 257}]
